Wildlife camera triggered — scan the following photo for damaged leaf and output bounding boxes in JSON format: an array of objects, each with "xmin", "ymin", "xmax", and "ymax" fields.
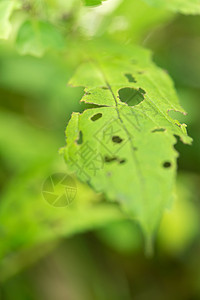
[{"xmin": 63, "ymin": 43, "xmax": 192, "ymax": 237}]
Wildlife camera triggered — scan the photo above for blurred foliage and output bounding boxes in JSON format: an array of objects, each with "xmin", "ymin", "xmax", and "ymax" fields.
[
  {"xmin": 0, "ymin": 0, "xmax": 200, "ymax": 299},
  {"xmin": 143, "ymin": 0, "xmax": 200, "ymax": 14}
]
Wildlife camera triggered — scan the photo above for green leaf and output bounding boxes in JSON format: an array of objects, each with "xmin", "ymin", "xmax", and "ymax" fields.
[
  {"xmin": 16, "ymin": 20, "xmax": 65, "ymax": 57},
  {"xmin": 0, "ymin": 0, "xmax": 15, "ymax": 39},
  {"xmin": 158, "ymin": 173, "xmax": 199, "ymax": 254},
  {"xmin": 0, "ymin": 110, "xmax": 58, "ymax": 171},
  {"xmin": 103, "ymin": 0, "xmax": 172, "ymax": 43},
  {"xmin": 97, "ymin": 220, "xmax": 143, "ymax": 253},
  {"xmin": 83, "ymin": 0, "xmax": 107, "ymax": 6},
  {"xmin": 143, "ymin": 0, "xmax": 200, "ymax": 14},
  {"xmin": 0, "ymin": 166, "xmax": 124, "ymax": 280},
  {"xmin": 64, "ymin": 42, "xmax": 192, "ymax": 236}
]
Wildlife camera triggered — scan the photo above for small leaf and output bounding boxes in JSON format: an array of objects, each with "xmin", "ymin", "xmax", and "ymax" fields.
[
  {"xmin": 83, "ymin": 0, "xmax": 107, "ymax": 6},
  {"xmin": 143, "ymin": 0, "xmax": 200, "ymax": 14},
  {"xmin": 64, "ymin": 43, "xmax": 192, "ymax": 236},
  {"xmin": 16, "ymin": 20, "xmax": 65, "ymax": 57},
  {"xmin": 0, "ymin": 0, "xmax": 15, "ymax": 39}
]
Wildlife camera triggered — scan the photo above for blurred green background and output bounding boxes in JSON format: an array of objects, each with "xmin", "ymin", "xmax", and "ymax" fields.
[{"xmin": 0, "ymin": 0, "xmax": 200, "ymax": 299}]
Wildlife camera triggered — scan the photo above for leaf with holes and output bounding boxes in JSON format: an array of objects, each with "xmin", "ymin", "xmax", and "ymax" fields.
[
  {"xmin": 63, "ymin": 43, "xmax": 192, "ymax": 239},
  {"xmin": 143, "ymin": 0, "xmax": 200, "ymax": 14}
]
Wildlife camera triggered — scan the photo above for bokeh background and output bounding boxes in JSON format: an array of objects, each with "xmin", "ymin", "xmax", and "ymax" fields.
[{"xmin": 0, "ymin": 0, "xmax": 200, "ymax": 299}]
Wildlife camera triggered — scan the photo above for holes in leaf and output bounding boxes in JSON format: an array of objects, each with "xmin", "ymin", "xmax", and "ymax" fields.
[
  {"xmin": 163, "ymin": 162, "xmax": 171, "ymax": 168},
  {"xmin": 77, "ymin": 131, "xmax": 83, "ymax": 145},
  {"xmin": 91, "ymin": 113, "xmax": 102, "ymax": 122},
  {"xmin": 119, "ymin": 159, "xmax": 126, "ymax": 164},
  {"xmin": 104, "ymin": 156, "xmax": 118, "ymax": 163},
  {"xmin": 138, "ymin": 88, "xmax": 146, "ymax": 95},
  {"xmin": 125, "ymin": 73, "xmax": 136, "ymax": 83},
  {"xmin": 104, "ymin": 156, "xmax": 126, "ymax": 164},
  {"xmin": 118, "ymin": 88, "xmax": 145, "ymax": 106},
  {"xmin": 168, "ymin": 110, "xmax": 186, "ymax": 123},
  {"xmin": 112, "ymin": 136, "xmax": 123, "ymax": 143},
  {"xmin": 152, "ymin": 128, "xmax": 165, "ymax": 133}
]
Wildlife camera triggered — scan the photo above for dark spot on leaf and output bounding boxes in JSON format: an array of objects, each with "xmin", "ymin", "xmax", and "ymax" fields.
[
  {"xmin": 77, "ymin": 131, "xmax": 83, "ymax": 144},
  {"xmin": 163, "ymin": 162, "xmax": 171, "ymax": 168},
  {"xmin": 118, "ymin": 88, "xmax": 145, "ymax": 106},
  {"xmin": 107, "ymin": 172, "xmax": 112, "ymax": 177},
  {"xmin": 175, "ymin": 123, "xmax": 181, "ymax": 128},
  {"xmin": 85, "ymin": 92, "xmax": 91, "ymax": 95},
  {"xmin": 104, "ymin": 156, "xmax": 118, "ymax": 163},
  {"xmin": 152, "ymin": 128, "xmax": 165, "ymax": 133},
  {"xmin": 112, "ymin": 136, "xmax": 123, "ymax": 143},
  {"xmin": 125, "ymin": 73, "xmax": 136, "ymax": 83},
  {"xmin": 91, "ymin": 113, "xmax": 102, "ymax": 122},
  {"xmin": 102, "ymin": 86, "xmax": 109, "ymax": 90},
  {"xmin": 119, "ymin": 159, "xmax": 126, "ymax": 164},
  {"xmin": 104, "ymin": 156, "xmax": 126, "ymax": 164},
  {"xmin": 133, "ymin": 147, "xmax": 138, "ymax": 151}
]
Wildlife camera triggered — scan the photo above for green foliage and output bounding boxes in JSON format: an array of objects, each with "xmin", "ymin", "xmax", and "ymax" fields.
[
  {"xmin": 0, "ymin": 109, "xmax": 130, "ymax": 279},
  {"xmin": 0, "ymin": 0, "xmax": 16, "ymax": 39},
  {"xmin": 158, "ymin": 173, "xmax": 199, "ymax": 254},
  {"xmin": 16, "ymin": 20, "xmax": 65, "ymax": 57},
  {"xmin": 0, "ymin": 0, "xmax": 199, "ymax": 288},
  {"xmin": 84, "ymin": 0, "xmax": 107, "ymax": 6},
  {"xmin": 64, "ymin": 42, "xmax": 191, "ymax": 236},
  {"xmin": 143, "ymin": 0, "xmax": 200, "ymax": 14},
  {"xmin": 101, "ymin": 0, "xmax": 172, "ymax": 43},
  {"xmin": 0, "ymin": 165, "xmax": 123, "ymax": 281},
  {"xmin": 97, "ymin": 220, "xmax": 143, "ymax": 253}
]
